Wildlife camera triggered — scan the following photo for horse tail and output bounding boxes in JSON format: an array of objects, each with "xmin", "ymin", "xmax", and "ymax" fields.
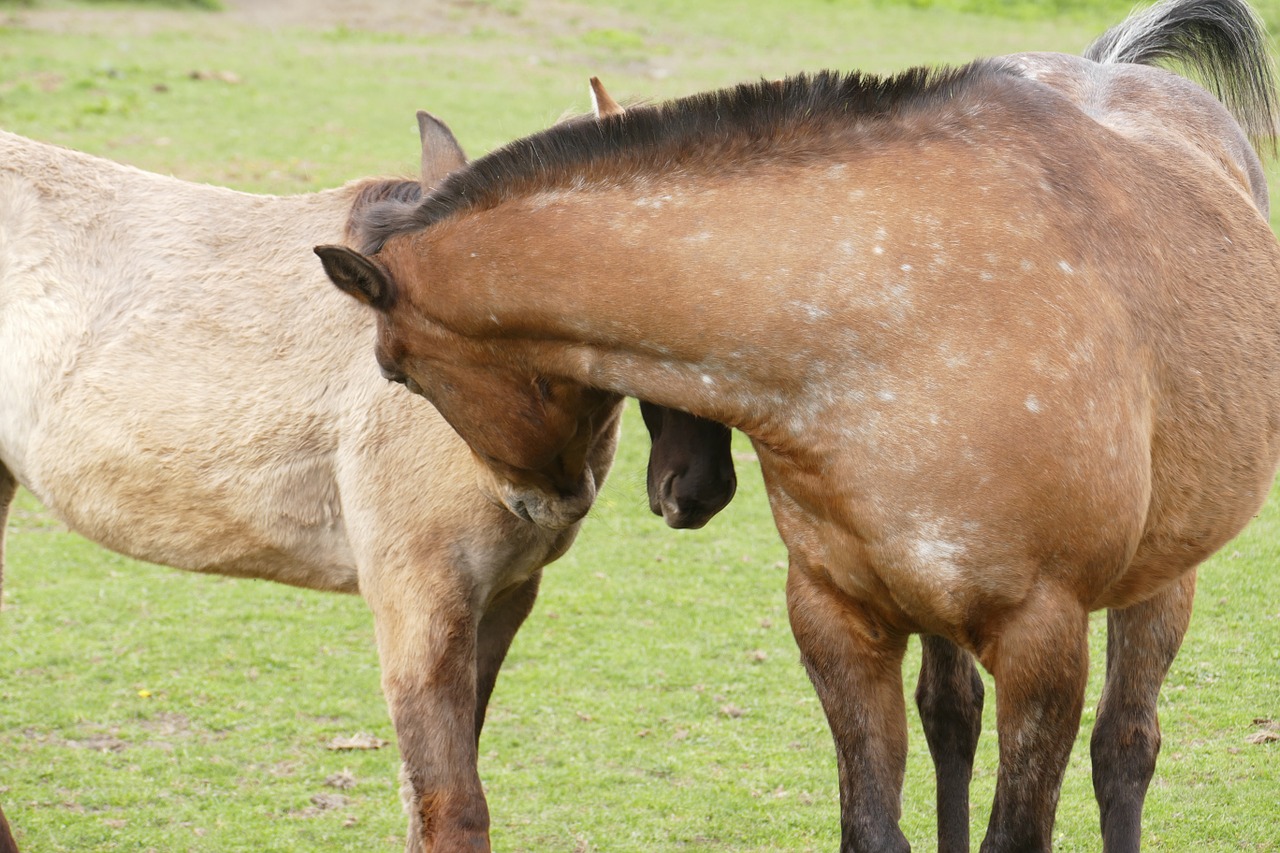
[{"xmin": 1084, "ymin": 0, "xmax": 1279, "ymax": 154}]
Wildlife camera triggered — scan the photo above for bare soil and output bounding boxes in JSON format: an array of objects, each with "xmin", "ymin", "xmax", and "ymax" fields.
[{"xmin": 4, "ymin": 0, "xmax": 639, "ymax": 39}]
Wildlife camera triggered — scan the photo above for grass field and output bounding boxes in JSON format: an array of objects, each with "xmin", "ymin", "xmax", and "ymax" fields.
[{"xmin": 0, "ymin": 0, "xmax": 1277, "ymax": 850}]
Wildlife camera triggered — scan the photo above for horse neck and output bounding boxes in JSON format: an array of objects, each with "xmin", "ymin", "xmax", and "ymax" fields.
[{"xmin": 411, "ymin": 178, "xmax": 844, "ymax": 442}]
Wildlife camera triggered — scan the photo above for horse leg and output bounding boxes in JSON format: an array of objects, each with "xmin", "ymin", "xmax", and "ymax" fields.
[
  {"xmin": 0, "ymin": 463, "xmax": 17, "ymax": 610},
  {"xmin": 365, "ymin": 558, "xmax": 490, "ymax": 853},
  {"xmin": 915, "ymin": 634, "xmax": 984, "ymax": 853},
  {"xmin": 0, "ymin": 800, "xmax": 18, "ymax": 853},
  {"xmin": 473, "ymin": 570, "xmax": 542, "ymax": 741},
  {"xmin": 786, "ymin": 563, "xmax": 911, "ymax": 853},
  {"xmin": 1091, "ymin": 572, "xmax": 1196, "ymax": 852},
  {"xmin": 0, "ymin": 470, "xmax": 20, "ymax": 851},
  {"xmin": 979, "ymin": 585, "xmax": 1090, "ymax": 852}
]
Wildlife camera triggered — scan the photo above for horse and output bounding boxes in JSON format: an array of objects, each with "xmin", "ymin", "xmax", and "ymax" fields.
[
  {"xmin": 0, "ymin": 114, "xmax": 728, "ymax": 852},
  {"xmin": 588, "ymin": 76, "xmax": 740, "ymax": 531},
  {"xmin": 319, "ymin": 0, "xmax": 1280, "ymax": 848},
  {"xmin": 588, "ymin": 76, "xmax": 987, "ymax": 847}
]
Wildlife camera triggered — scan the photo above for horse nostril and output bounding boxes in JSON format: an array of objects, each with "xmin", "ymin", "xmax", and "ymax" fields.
[{"xmin": 650, "ymin": 470, "xmax": 676, "ymax": 515}]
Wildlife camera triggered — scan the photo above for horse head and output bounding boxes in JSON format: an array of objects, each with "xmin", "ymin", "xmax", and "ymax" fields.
[
  {"xmin": 334, "ymin": 99, "xmax": 736, "ymax": 533},
  {"xmin": 317, "ymin": 243, "xmax": 621, "ymax": 531},
  {"xmin": 640, "ymin": 402, "xmax": 735, "ymax": 529}
]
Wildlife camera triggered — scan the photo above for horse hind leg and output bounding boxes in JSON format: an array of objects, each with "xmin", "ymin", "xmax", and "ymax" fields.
[
  {"xmin": 980, "ymin": 584, "xmax": 1090, "ymax": 852},
  {"xmin": 0, "ymin": 799, "xmax": 18, "ymax": 853},
  {"xmin": 0, "ymin": 468, "xmax": 19, "ymax": 850},
  {"xmin": 1091, "ymin": 571, "xmax": 1196, "ymax": 852},
  {"xmin": 786, "ymin": 562, "xmax": 913, "ymax": 852},
  {"xmin": 915, "ymin": 634, "xmax": 984, "ymax": 853},
  {"xmin": 0, "ymin": 463, "xmax": 16, "ymax": 612}
]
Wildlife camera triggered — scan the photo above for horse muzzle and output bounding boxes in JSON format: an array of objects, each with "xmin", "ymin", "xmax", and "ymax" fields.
[{"xmin": 489, "ymin": 469, "xmax": 597, "ymax": 531}]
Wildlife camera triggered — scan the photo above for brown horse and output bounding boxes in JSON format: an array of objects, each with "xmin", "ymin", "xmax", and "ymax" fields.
[
  {"xmin": 589, "ymin": 76, "xmax": 992, "ymax": 846},
  {"xmin": 320, "ymin": 0, "xmax": 1280, "ymax": 848}
]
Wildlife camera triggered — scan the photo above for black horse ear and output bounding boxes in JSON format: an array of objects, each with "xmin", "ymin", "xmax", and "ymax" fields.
[{"xmin": 315, "ymin": 245, "xmax": 396, "ymax": 311}]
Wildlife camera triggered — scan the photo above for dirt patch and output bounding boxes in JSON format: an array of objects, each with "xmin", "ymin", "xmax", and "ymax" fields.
[
  {"xmin": 137, "ymin": 711, "xmax": 194, "ymax": 738},
  {"xmin": 21, "ymin": 713, "xmax": 200, "ymax": 753},
  {"xmin": 7, "ymin": 0, "xmax": 646, "ymax": 40},
  {"xmin": 2, "ymin": 0, "xmax": 684, "ymax": 88},
  {"xmin": 287, "ymin": 792, "xmax": 351, "ymax": 818}
]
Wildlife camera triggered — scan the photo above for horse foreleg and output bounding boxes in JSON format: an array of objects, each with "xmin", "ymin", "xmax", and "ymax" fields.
[
  {"xmin": 1091, "ymin": 571, "xmax": 1196, "ymax": 852},
  {"xmin": 366, "ymin": 564, "xmax": 490, "ymax": 853},
  {"xmin": 473, "ymin": 570, "xmax": 542, "ymax": 741},
  {"xmin": 0, "ymin": 463, "xmax": 17, "ymax": 611},
  {"xmin": 0, "ymin": 800, "xmax": 18, "ymax": 853},
  {"xmin": 979, "ymin": 585, "xmax": 1089, "ymax": 853},
  {"xmin": 915, "ymin": 634, "xmax": 983, "ymax": 853},
  {"xmin": 787, "ymin": 563, "xmax": 911, "ymax": 853}
]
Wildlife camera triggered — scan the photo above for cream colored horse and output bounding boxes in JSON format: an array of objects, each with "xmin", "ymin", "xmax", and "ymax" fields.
[{"xmin": 0, "ymin": 116, "xmax": 624, "ymax": 852}]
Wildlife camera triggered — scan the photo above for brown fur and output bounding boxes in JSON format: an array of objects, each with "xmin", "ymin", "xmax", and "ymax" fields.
[
  {"xmin": 322, "ymin": 1, "xmax": 1280, "ymax": 848},
  {"xmin": 0, "ymin": 802, "xmax": 16, "ymax": 853}
]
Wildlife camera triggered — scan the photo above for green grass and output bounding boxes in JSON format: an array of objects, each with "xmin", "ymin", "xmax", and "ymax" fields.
[{"xmin": 0, "ymin": 1, "xmax": 1278, "ymax": 850}]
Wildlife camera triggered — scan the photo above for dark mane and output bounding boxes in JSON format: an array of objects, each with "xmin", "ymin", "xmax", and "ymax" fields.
[
  {"xmin": 346, "ymin": 177, "xmax": 422, "ymax": 243},
  {"xmin": 357, "ymin": 62, "xmax": 1006, "ymax": 253}
]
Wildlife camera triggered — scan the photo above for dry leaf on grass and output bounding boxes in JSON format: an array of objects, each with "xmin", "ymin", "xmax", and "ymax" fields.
[
  {"xmin": 188, "ymin": 70, "xmax": 242, "ymax": 84},
  {"xmin": 1245, "ymin": 719, "xmax": 1279, "ymax": 745},
  {"xmin": 326, "ymin": 733, "xmax": 388, "ymax": 751}
]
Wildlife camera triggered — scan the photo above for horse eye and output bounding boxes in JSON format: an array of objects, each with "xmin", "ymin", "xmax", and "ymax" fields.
[{"xmin": 535, "ymin": 377, "xmax": 553, "ymax": 401}]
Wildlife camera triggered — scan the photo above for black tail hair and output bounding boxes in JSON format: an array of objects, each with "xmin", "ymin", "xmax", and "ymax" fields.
[{"xmin": 1085, "ymin": 0, "xmax": 1279, "ymax": 153}]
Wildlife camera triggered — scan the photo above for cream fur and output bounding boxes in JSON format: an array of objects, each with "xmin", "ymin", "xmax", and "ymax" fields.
[{"xmin": 0, "ymin": 129, "xmax": 605, "ymax": 852}]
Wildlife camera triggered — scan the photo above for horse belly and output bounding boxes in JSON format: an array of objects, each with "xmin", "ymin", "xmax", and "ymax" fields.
[
  {"xmin": 36, "ymin": 454, "xmax": 357, "ymax": 591},
  {"xmin": 21, "ymin": 383, "xmax": 360, "ymax": 591},
  {"xmin": 1104, "ymin": 425, "xmax": 1280, "ymax": 608}
]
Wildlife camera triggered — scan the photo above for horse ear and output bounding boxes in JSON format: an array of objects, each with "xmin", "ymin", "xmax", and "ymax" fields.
[
  {"xmin": 589, "ymin": 76, "xmax": 625, "ymax": 118},
  {"xmin": 315, "ymin": 245, "xmax": 396, "ymax": 311},
  {"xmin": 417, "ymin": 110, "xmax": 467, "ymax": 189}
]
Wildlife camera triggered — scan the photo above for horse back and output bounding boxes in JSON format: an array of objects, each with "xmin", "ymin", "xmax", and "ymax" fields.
[
  {"xmin": 1005, "ymin": 52, "xmax": 1271, "ymax": 217},
  {"xmin": 0, "ymin": 131, "xmax": 494, "ymax": 590}
]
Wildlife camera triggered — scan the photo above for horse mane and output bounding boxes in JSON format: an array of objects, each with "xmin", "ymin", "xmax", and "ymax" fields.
[
  {"xmin": 346, "ymin": 177, "xmax": 422, "ymax": 243},
  {"xmin": 356, "ymin": 62, "xmax": 1006, "ymax": 253}
]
